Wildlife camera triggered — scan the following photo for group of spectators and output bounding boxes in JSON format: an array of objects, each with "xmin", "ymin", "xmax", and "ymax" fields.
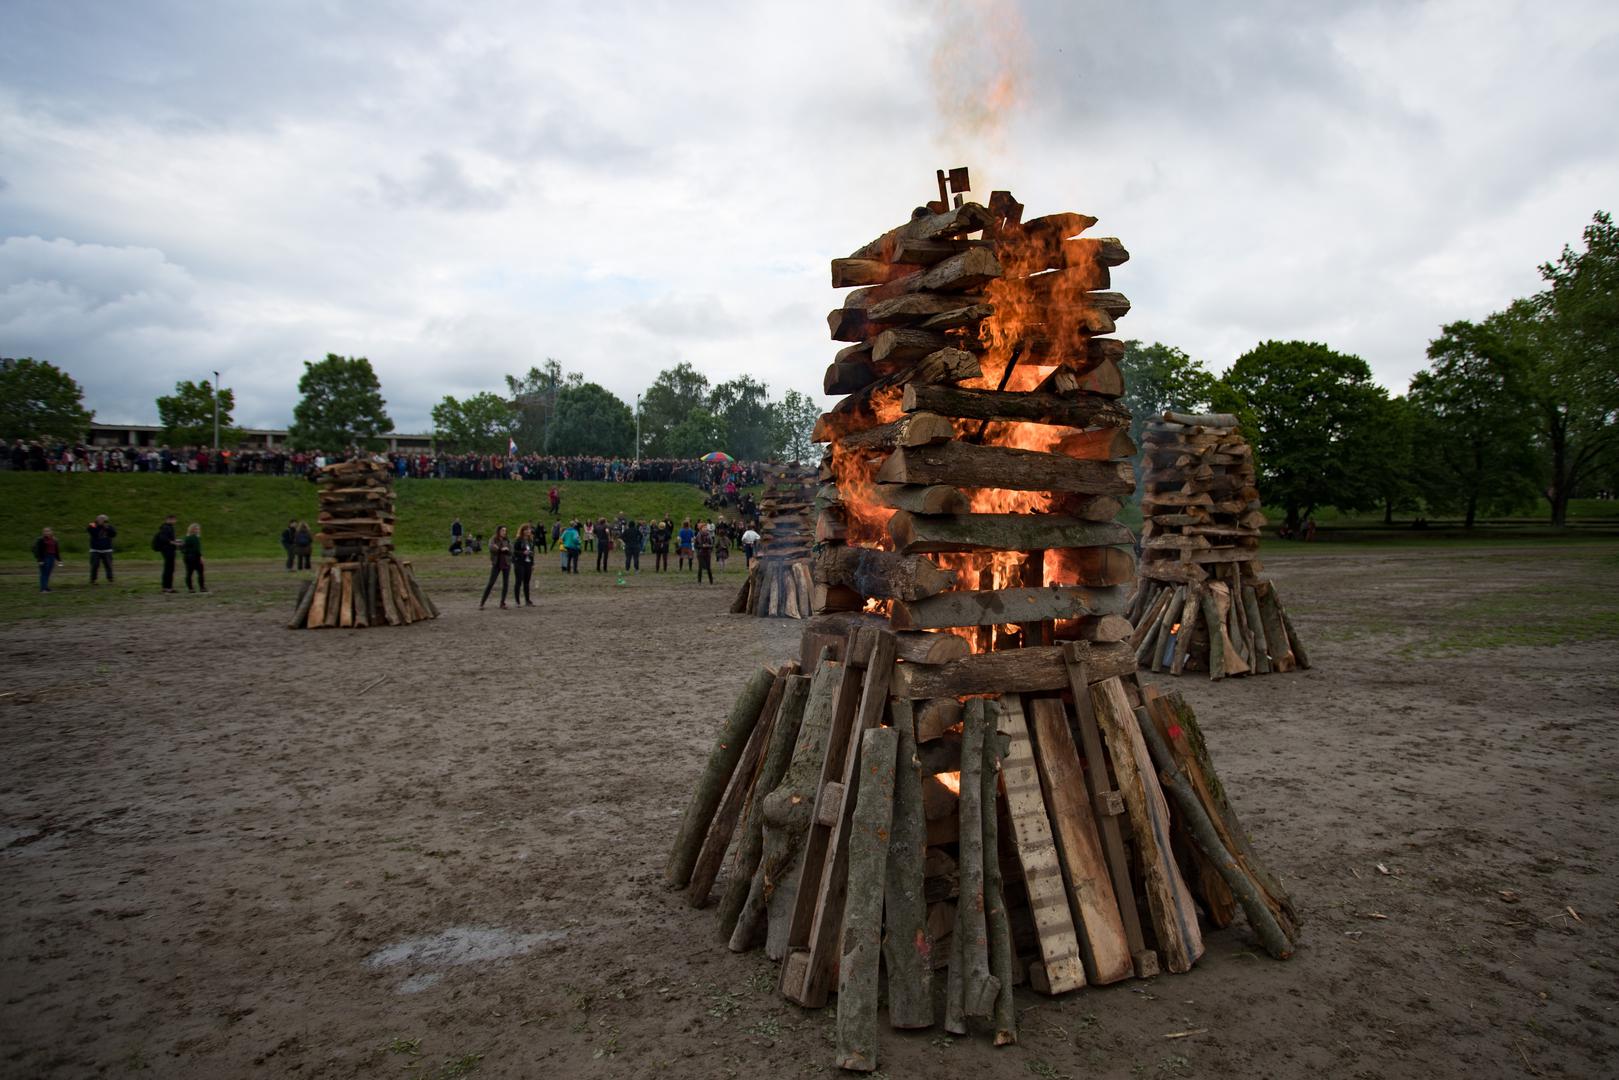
[
  {"xmin": 464, "ymin": 512, "xmax": 762, "ymax": 608},
  {"xmin": 9, "ymin": 440, "xmax": 765, "ymax": 495},
  {"xmin": 31, "ymin": 514, "xmax": 208, "ymax": 594}
]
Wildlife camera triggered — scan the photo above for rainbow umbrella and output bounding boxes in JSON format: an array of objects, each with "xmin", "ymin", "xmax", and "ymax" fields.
[{"xmin": 701, "ymin": 451, "xmax": 733, "ymax": 463}]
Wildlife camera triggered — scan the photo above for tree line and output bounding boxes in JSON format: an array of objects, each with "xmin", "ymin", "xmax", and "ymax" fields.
[{"xmin": 1122, "ymin": 211, "xmax": 1617, "ymax": 529}]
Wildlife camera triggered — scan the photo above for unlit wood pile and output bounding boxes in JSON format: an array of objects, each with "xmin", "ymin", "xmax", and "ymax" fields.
[
  {"xmin": 1128, "ymin": 411, "xmax": 1309, "ymax": 677},
  {"xmin": 732, "ymin": 463, "xmax": 816, "ymax": 618},
  {"xmin": 666, "ymin": 632, "xmax": 1300, "ymax": 1071},
  {"xmin": 287, "ymin": 458, "xmax": 438, "ymax": 629},
  {"xmin": 667, "ymin": 178, "xmax": 1298, "ymax": 1072}
]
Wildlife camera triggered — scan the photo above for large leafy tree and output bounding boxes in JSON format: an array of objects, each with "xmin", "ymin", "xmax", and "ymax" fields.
[
  {"xmin": 639, "ymin": 362, "xmax": 711, "ymax": 457},
  {"xmin": 506, "ymin": 358, "xmax": 582, "ymax": 453},
  {"xmin": 661, "ymin": 406, "xmax": 728, "ymax": 459},
  {"xmin": 1528, "ymin": 210, "xmax": 1619, "ymax": 525},
  {"xmin": 1119, "ymin": 340, "xmax": 1217, "ymax": 449},
  {"xmin": 1375, "ymin": 394, "xmax": 1419, "ymax": 524},
  {"xmin": 156, "ymin": 379, "xmax": 241, "ymax": 448},
  {"xmin": 431, "ymin": 391, "xmax": 516, "ymax": 453},
  {"xmin": 1409, "ymin": 318, "xmax": 1538, "ymax": 527},
  {"xmin": 287, "ymin": 354, "xmax": 394, "ymax": 451},
  {"xmin": 0, "ymin": 357, "xmax": 93, "ymax": 443},
  {"xmin": 710, "ymin": 374, "xmax": 777, "ymax": 460},
  {"xmin": 1213, "ymin": 340, "xmax": 1389, "ymax": 530},
  {"xmin": 772, "ymin": 388, "xmax": 819, "ymax": 464},
  {"xmin": 547, "ymin": 382, "xmax": 635, "ymax": 456}
]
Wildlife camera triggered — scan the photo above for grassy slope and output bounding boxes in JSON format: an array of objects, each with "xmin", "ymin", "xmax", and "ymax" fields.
[{"xmin": 1, "ymin": 473, "xmax": 749, "ymax": 561}]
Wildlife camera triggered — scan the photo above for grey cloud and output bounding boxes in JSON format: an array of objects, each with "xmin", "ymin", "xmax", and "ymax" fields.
[{"xmin": 376, "ymin": 151, "xmax": 517, "ymax": 211}]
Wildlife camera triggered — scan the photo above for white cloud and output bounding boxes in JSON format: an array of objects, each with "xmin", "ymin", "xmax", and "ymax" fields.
[{"xmin": 1, "ymin": 0, "xmax": 1615, "ymax": 433}]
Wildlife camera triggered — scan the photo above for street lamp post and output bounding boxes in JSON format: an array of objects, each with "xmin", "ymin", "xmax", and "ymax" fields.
[{"xmin": 212, "ymin": 370, "xmax": 220, "ymax": 451}]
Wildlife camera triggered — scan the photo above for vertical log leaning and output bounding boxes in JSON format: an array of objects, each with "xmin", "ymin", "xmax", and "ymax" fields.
[
  {"xmin": 760, "ymin": 654, "xmax": 843, "ymax": 958},
  {"xmin": 687, "ymin": 665, "xmax": 794, "ymax": 907},
  {"xmin": 958, "ymin": 699, "xmax": 997, "ymax": 1019},
  {"xmin": 1280, "ymin": 602, "xmax": 1311, "ymax": 670},
  {"xmin": 288, "ymin": 579, "xmax": 318, "ymax": 629},
  {"xmin": 1255, "ymin": 582, "xmax": 1296, "ymax": 672},
  {"xmin": 1089, "ymin": 677, "xmax": 1204, "ymax": 973},
  {"xmin": 835, "ymin": 726, "xmax": 899, "ymax": 1073},
  {"xmin": 982, "ymin": 702, "xmax": 1016, "ymax": 1046},
  {"xmin": 665, "ymin": 665, "xmax": 778, "ymax": 888},
  {"xmin": 882, "ymin": 698, "xmax": 934, "ymax": 1029},
  {"xmin": 1132, "ymin": 704, "xmax": 1293, "ymax": 959},
  {"xmin": 1199, "ymin": 587, "xmax": 1226, "ymax": 681},
  {"xmin": 1242, "ymin": 585, "xmax": 1271, "ymax": 674},
  {"xmin": 1169, "ymin": 585, "xmax": 1201, "ymax": 676},
  {"xmin": 719, "ymin": 674, "xmax": 810, "ymax": 941}
]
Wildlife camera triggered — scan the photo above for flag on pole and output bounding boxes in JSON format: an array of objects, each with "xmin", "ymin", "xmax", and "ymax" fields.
[{"xmin": 508, "ymin": 436, "xmax": 518, "ymax": 456}]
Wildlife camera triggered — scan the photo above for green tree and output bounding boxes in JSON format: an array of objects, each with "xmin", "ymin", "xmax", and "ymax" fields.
[
  {"xmin": 0, "ymin": 357, "xmax": 93, "ymax": 443},
  {"xmin": 639, "ymin": 362, "xmax": 711, "ymax": 457},
  {"xmin": 1409, "ymin": 318, "xmax": 1539, "ymax": 527},
  {"xmin": 431, "ymin": 391, "xmax": 516, "ymax": 453},
  {"xmin": 1375, "ymin": 394, "xmax": 1419, "ymax": 525},
  {"xmin": 661, "ymin": 406, "xmax": 728, "ymax": 459},
  {"xmin": 547, "ymin": 382, "xmax": 635, "ymax": 456},
  {"xmin": 1529, "ymin": 210, "xmax": 1619, "ymax": 525},
  {"xmin": 506, "ymin": 359, "xmax": 582, "ymax": 453},
  {"xmin": 287, "ymin": 354, "xmax": 394, "ymax": 451},
  {"xmin": 1119, "ymin": 340, "xmax": 1217, "ymax": 450},
  {"xmin": 1212, "ymin": 340, "xmax": 1389, "ymax": 530},
  {"xmin": 709, "ymin": 374, "xmax": 776, "ymax": 460},
  {"xmin": 772, "ymin": 388, "xmax": 819, "ymax": 464},
  {"xmin": 156, "ymin": 379, "xmax": 241, "ymax": 448}
]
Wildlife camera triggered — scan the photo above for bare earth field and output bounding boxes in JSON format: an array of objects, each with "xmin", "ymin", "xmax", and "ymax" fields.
[{"xmin": 2, "ymin": 546, "xmax": 1616, "ymax": 1080}]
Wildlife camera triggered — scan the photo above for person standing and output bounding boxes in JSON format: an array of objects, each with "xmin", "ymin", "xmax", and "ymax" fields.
[
  {"xmin": 451, "ymin": 517, "xmax": 464, "ymax": 551},
  {"xmin": 480, "ymin": 525, "xmax": 513, "ymax": 609},
  {"xmin": 695, "ymin": 522, "xmax": 715, "ymax": 584},
  {"xmin": 181, "ymin": 523, "xmax": 207, "ymax": 593},
  {"xmin": 741, "ymin": 524, "xmax": 761, "ymax": 567},
  {"xmin": 154, "ymin": 514, "xmax": 180, "ymax": 593},
  {"xmin": 86, "ymin": 514, "xmax": 117, "ymax": 584},
  {"xmin": 549, "ymin": 485, "xmax": 560, "ymax": 516},
  {"xmin": 32, "ymin": 527, "xmax": 59, "ymax": 592},
  {"xmin": 650, "ymin": 516, "xmax": 670, "ymax": 572},
  {"xmin": 714, "ymin": 522, "xmax": 730, "ymax": 573},
  {"xmin": 677, "ymin": 518, "xmax": 695, "ymax": 572},
  {"xmin": 623, "ymin": 517, "xmax": 643, "ymax": 573},
  {"xmin": 294, "ymin": 521, "xmax": 313, "ymax": 569},
  {"xmin": 280, "ymin": 518, "xmax": 298, "ymax": 571},
  {"xmin": 513, "ymin": 524, "xmax": 537, "ymax": 606},
  {"xmin": 561, "ymin": 520, "xmax": 582, "ymax": 574},
  {"xmin": 592, "ymin": 517, "xmax": 612, "ymax": 572}
]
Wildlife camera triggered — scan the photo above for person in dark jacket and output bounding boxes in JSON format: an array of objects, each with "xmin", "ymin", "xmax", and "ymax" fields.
[
  {"xmin": 695, "ymin": 522, "xmax": 715, "ymax": 584},
  {"xmin": 592, "ymin": 517, "xmax": 612, "ymax": 572},
  {"xmin": 622, "ymin": 517, "xmax": 643, "ymax": 572},
  {"xmin": 181, "ymin": 523, "xmax": 207, "ymax": 593},
  {"xmin": 650, "ymin": 515, "xmax": 670, "ymax": 572},
  {"xmin": 280, "ymin": 519, "xmax": 298, "ymax": 570},
  {"xmin": 155, "ymin": 514, "xmax": 179, "ymax": 593},
  {"xmin": 86, "ymin": 514, "xmax": 116, "ymax": 583},
  {"xmin": 513, "ymin": 523, "xmax": 536, "ymax": 606},
  {"xmin": 480, "ymin": 525, "xmax": 512, "ymax": 609},
  {"xmin": 32, "ymin": 526, "xmax": 59, "ymax": 592},
  {"xmin": 294, "ymin": 521, "xmax": 313, "ymax": 569}
]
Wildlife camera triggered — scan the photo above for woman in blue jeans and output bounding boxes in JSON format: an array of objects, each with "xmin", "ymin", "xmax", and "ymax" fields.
[{"xmin": 32, "ymin": 527, "xmax": 59, "ymax": 592}]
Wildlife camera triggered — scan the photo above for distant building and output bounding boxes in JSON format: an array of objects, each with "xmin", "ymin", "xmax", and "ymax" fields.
[{"xmin": 87, "ymin": 422, "xmax": 436, "ymax": 452}]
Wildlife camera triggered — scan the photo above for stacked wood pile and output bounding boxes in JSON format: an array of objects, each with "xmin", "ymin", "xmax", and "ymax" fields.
[
  {"xmin": 667, "ymin": 633, "xmax": 1300, "ymax": 1071},
  {"xmin": 666, "ymin": 179, "xmax": 1299, "ymax": 1072},
  {"xmin": 732, "ymin": 463, "xmax": 816, "ymax": 618},
  {"xmin": 287, "ymin": 458, "xmax": 438, "ymax": 629},
  {"xmin": 1128, "ymin": 411, "xmax": 1309, "ymax": 677}
]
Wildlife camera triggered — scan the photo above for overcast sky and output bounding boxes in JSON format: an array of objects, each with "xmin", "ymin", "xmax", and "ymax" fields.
[{"xmin": 2, "ymin": 0, "xmax": 1615, "ymax": 432}]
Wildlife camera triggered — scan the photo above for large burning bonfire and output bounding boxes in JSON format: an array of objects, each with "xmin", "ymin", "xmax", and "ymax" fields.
[{"xmin": 666, "ymin": 172, "xmax": 1299, "ymax": 1072}]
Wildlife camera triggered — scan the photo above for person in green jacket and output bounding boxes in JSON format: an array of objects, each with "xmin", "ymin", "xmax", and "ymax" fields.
[{"xmin": 182, "ymin": 523, "xmax": 207, "ymax": 593}]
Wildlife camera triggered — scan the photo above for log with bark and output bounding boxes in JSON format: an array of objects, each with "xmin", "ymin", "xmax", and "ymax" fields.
[
  {"xmin": 878, "ymin": 441, "xmax": 1135, "ymax": 496},
  {"xmin": 893, "ymin": 640, "xmax": 1136, "ymax": 698},
  {"xmin": 882, "ymin": 698, "xmax": 934, "ymax": 1029},
  {"xmin": 887, "ymin": 511, "xmax": 1134, "ymax": 554},
  {"xmin": 889, "ymin": 584, "xmax": 1127, "ymax": 631},
  {"xmin": 835, "ymin": 725, "xmax": 898, "ymax": 1072}
]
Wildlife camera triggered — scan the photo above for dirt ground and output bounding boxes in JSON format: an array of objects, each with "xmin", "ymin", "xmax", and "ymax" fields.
[{"xmin": 2, "ymin": 546, "xmax": 1616, "ymax": 1080}]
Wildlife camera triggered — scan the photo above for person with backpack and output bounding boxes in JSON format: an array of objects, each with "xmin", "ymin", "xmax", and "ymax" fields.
[
  {"xmin": 32, "ymin": 526, "xmax": 59, "ymax": 592},
  {"xmin": 153, "ymin": 514, "xmax": 180, "ymax": 593},
  {"xmin": 86, "ymin": 514, "xmax": 117, "ymax": 584},
  {"xmin": 560, "ymin": 520, "xmax": 582, "ymax": 574},
  {"xmin": 480, "ymin": 525, "xmax": 513, "ymax": 609},
  {"xmin": 280, "ymin": 518, "xmax": 298, "ymax": 571},
  {"xmin": 622, "ymin": 517, "xmax": 643, "ymax": 573},
  {"xmin": 181, "ymin": 523, "xmax": 207, "ymax": 593},
  {"xmin": 294, "ymin": 521, "xmax": 313, "ymax": 569},
  {"xmin": 694, "ymin": 522, "xmax": 715, "ymax": 584}
]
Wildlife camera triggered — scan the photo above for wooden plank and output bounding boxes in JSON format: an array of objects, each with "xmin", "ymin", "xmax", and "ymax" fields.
[
  {"xmin": 996, "ymin": 697, "xmax": 1085, "ymax": 994},
  {"xmin": 892, "ymin": 641, "xmax": 1135, "ymax": 699},
  {"xmin": 878, "ymin": 441, "xmax": 1135, "ymax": 496},
  {"xmin": 1061, "ymin": 650, "xmax": 1152, "ymax": 976},
  {"xmin": 881, "ymin": 698, "xmax": 934, "ymax": 1029},
  {"xmin": 1025, "ymin": 697, "xmax": 1133, "ymax": 985},
  {"xmin": 793, "ymin": 631, "xmax": 901, "ymax": 1008},
  {"xmin": 835, "ymin": 726, "xmax": 899, "ymax": 1072},
  {"xmin": 887, "ymin": 511, "xmax": 1134, "ymax": 554},
  {"xmin": 890, "ymin": 585, "xmax": 1128, "ymax": 631},
  {"xmin": 901, "ymin": 383, "xmax": 1131, "ymax": 429},
  {"xmin": 1088, "ymin": 677, "xmax": 1204, "ymax": 973}
]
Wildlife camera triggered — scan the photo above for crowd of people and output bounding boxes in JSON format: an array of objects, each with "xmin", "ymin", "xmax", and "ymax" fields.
[
  {"xmin": 455, "ymin": 511, "xmax": 763, "ymax": 608},
  {"xmin": 8, "ymin": 439, "xmax": 765, "ymax": 494}
]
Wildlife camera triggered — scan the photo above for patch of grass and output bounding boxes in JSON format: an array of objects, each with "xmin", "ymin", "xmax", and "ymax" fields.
[
  {"xmin": 1028, "ymin": 1061, "xmax": 1073, "ymax": 1079},
  {"xmin": 704, "ymin": 983, "xmax": 742, "ymax": 1021},
  {"xmin": 432, "ymin": 1053, "xmax": 484, "ymax": 1078},
  {"xmin": 386, "ymin": 1036, "xmax": 422, "ymax": 1056},
  {"xmin": 0, "ymin": 473, "xmax": 757, "ymax": 562},
  {"xmin": 1418, "ymin": 585, "xmax": 1619, "ymax": 655}
]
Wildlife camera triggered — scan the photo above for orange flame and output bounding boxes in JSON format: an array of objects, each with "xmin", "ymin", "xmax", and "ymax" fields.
[{"xmin": 935, "ymin": 771, "xmax": 962, "ymax": 796}]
